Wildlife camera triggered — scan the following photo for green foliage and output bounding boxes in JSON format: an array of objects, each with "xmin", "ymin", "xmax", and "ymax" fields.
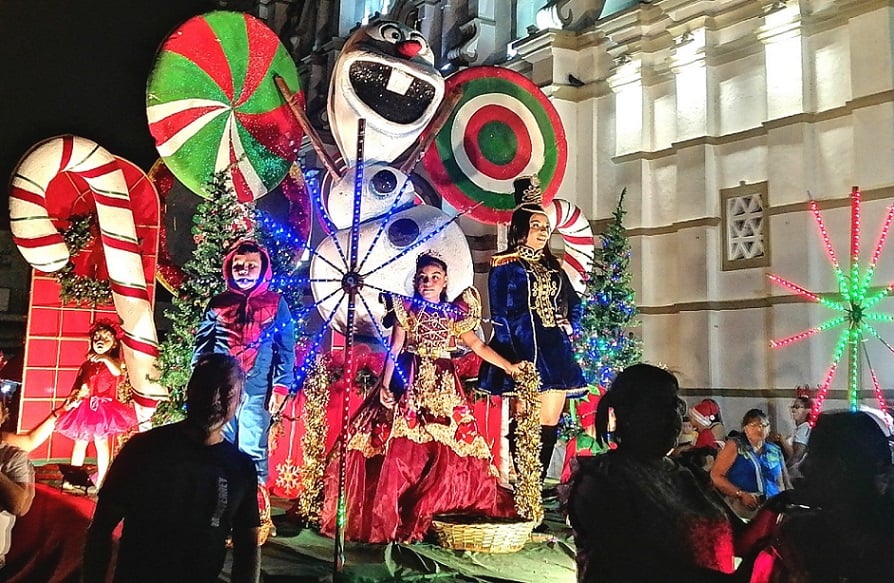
[
  {"xmin": 55, "ymin": 214, "xmax": 113, "ymax": 306},
  {"xmin": 575, "ymin": 188, "xmax": 642, "ymax": 388}
]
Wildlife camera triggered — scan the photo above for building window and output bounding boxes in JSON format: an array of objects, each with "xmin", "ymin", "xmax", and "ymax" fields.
[{"xmin": 721, "ymin": 181, "xmax": 769, "ymax": 270}]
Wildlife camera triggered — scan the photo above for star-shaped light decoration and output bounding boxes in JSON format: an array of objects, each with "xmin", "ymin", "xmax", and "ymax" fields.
[{"xmin": 768, "ymin": 187, "xmax": 893, "ymax": 425}]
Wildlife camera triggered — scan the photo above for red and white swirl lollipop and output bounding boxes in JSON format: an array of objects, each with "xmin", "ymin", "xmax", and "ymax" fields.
[{"xmin": 147, "ymin": 11, "xmax": 303, "ymax": 202}]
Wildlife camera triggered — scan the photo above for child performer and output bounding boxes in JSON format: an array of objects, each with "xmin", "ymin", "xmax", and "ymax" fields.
[
  {"xmin": 55, "ymin": 321, "xmax": 138, "ymax": 487},
  {"xmin": 193, "ymin": 239, "xmax": 296, "ymax": 544},
  {"xmin": 479, "ymin": 176, "xmax": 588, "ymax": 481},
  {"xmin": 320, "ymin": 253, "xmax": 521, "ymax": 543}
]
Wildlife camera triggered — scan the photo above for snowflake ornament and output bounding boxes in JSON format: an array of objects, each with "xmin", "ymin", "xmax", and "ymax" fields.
[{"xmin": 275, "ymin": 458, "xmax": 301, "ymax": 496}]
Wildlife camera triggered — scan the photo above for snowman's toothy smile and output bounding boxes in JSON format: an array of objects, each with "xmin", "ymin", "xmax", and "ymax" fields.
[{"xmin": 349, "ymin": 60, "xmax": 436, "ymax": 124}]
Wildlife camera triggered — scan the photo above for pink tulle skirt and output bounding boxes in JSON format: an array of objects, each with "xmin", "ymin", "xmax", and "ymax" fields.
[
  {"xmin": 55, "ymin": 397, "xmax": 138, "ymax": 441},
  {"xmin": 321, "ymin": 436, "xmax": 517, "ymax": 543}
]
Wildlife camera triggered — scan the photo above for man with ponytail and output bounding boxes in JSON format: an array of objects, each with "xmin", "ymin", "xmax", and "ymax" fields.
[{"xmin": 565, "ymin": 364, "xmax": 744, "ymax": 582}]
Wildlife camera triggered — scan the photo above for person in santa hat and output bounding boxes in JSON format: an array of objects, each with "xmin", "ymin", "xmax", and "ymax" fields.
[{"xmin": 690, "ymin": 398, "xmax": 727, "ymax": 450}]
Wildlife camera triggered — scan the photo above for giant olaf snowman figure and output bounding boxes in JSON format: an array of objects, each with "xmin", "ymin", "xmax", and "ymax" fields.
[{"xmin": 308, "ymin": 21, "xmax": 474, "ymax": 341}]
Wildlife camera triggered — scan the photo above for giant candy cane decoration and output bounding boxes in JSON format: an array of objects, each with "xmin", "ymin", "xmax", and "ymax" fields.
[
  {"xmin": 9, "ymin": 135, "xmax": 167, "ymax": 400},
  {"xmin": 545, "ymin": 198, "xmax": 595, "ymax": 294}
]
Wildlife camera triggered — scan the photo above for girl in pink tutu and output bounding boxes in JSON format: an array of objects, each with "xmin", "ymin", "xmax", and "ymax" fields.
[{"xmin": 55, "ymin": 321, "xmax": 137, "ymax": 487}]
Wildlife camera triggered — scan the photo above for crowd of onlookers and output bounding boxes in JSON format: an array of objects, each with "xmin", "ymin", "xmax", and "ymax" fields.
[
  {"xmin": 2, "ymin": 353, "xmax": 892, "ymax": 582},
  {"xmin": 563, "ymin": 365, "xmax": 894, "ymax": 583}
]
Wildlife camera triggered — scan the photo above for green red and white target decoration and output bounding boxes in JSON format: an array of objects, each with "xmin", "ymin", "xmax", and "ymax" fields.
[
  {"xmin": 768, "ymin": 187, "xmax": 892, "ymax": 427},
  {"xmin": 147, "ymin": 11, "xmax": 303, "ymax": 202},
  {"xmin": 422, "ymin": 66, "xmax": 566, "ymax": 224}
]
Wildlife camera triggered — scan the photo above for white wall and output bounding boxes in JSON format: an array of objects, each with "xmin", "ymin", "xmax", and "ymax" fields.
[{"xmin": 512, "ymin": 0, "xmax": 894, "ymax": 426}]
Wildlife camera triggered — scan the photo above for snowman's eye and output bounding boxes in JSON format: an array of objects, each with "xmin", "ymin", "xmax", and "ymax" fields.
[
  {"xmin": 370, "ymin": 169, "xmax": 398, "ymax": 198},
  {"xmin": 379, "ymin": 24, "xmax": 403, "ymax": 43}
]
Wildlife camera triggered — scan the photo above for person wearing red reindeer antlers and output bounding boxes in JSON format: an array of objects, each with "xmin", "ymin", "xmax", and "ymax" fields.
[{"xmin": 193, "ymin": 239, "xmax": 296, "ymax": 544}]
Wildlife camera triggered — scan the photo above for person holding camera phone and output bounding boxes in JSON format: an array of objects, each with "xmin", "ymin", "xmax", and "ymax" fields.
[{"xmin": 710, "ymin": 409, "xmax": 790, "ymax": 520}]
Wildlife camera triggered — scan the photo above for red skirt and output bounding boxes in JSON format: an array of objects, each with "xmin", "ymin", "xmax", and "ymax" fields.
[
  {"xmin": 55, "ymin": 397, "xmax": 138, "ymax": 441},
  {"xmin": 321, "ymin": 436, "xmax": 516, "ymax": 543}
]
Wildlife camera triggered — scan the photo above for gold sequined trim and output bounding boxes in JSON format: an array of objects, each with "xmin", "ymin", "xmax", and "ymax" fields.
[
  {"xmin": 527, "ymin": 261, "xmax": 559, "ymax": 328},
  {"xmin": 517, "ymin": 245, "xmax": 544, "ymax": 262},
  {"xmin": 390, "ymin": 411, "xmax": 493, "ymax": 459},
  {"xmin": 391, "ymin": 295, "xmax": 412, "ymax": 329},
  {"xmin": 490, "ymin": 251, "xmax": 521, "ymax": 267},
  {"xmin": 405, "ymin": 358, "xmax": 459, "ymax": 417},
  {"xmin": 451, "ymin": 287, "xmax": 481, "ymax": 336},
  {"xmin": 347, "ymin": 431, "xmax": 387, "ymax": 459}
]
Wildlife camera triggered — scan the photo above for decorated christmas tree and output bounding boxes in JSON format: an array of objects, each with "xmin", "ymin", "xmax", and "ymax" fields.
[
  {"xmin": 576, "ymin": 188, "xmax": 642, "ymax": 386},
  {"xmin": 561, "ymin": 189, "xmax": 641, "ymax": 461}
]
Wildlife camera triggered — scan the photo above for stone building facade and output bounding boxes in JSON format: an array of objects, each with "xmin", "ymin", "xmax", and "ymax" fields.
[{"xmin": 265, "ymin": 0, "xmax": 894, "ymax": 429}]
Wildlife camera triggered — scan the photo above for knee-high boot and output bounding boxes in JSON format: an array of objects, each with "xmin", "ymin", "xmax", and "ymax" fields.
[{"xmin": 539, "ymin": 424, "xmax": 559, "ymax": 481}]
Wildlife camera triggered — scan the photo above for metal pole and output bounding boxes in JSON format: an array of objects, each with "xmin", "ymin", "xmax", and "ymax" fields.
[{"xmin": 334, "ymin": 119, "xmax": 366, "ymax": 574}]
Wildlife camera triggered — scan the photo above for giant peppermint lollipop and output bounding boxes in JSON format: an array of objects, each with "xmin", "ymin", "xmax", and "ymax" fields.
[
  {"xmin": 422, "ymin": 66, "xmax": 566, "ymax": 224},
  {"xmin": 147, "ymin": 11, "xmax": 303, "ymax": 202}
]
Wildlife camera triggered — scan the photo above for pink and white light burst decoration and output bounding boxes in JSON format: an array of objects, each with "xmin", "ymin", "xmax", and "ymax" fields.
[{"xmin": 768, "ymin": 187, "xmax": 893, "ymax": 425}]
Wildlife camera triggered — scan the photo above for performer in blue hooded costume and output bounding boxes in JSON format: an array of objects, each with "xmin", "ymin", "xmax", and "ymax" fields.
[
  {"xmin": 479, "ymin": 176, "xmax": 586, "ymax": 480},
  {"xmin": 193, "ymin": 239, "xmax": 296, "ymax": 542}
]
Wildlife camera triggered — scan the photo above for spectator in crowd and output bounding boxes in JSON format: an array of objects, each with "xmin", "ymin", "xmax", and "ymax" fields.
[
  {"xmin": 566, "ymin": 364, "xmax": 741, "ymax": 582},
  {"xmin": 0, "ymin": 398, "xmax": 77, "ymax": 453},
  {"xmin": 711, "ymin": 409, "xmax": 789, "ymax": 520},
  {"xmin": 780, "ymin": 395, "xmax": 812, "ymax": 483},
  {"xmin": 675, "ymin": 446, "xmax": 718, "ymax": 488},
  {"xmin": 690, "ymin": 399, "xmax": 726, "ymax": 450},
  {"xmin": 672, "ymin": 415, "xmax": 700, "ymax": 456},
  {"xmin": 756, "ymin": 410, "xmax": 894, "ymax": 582},
  {"xmin": 0, "ymin": 399, "xmax": 34, "ymax": 581},
  {"xmin": 82, "ymin": 354, "xmax": 260, "ymax": 583}
]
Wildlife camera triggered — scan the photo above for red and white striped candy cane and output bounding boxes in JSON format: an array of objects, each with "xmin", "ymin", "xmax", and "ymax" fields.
[
  {"xmin": 9, "ymin": 135, "xmax": 167, "ymax": 401},
  {"xmin": 545, "ymin": 198, "xmax": 595, "ymax": 294}
]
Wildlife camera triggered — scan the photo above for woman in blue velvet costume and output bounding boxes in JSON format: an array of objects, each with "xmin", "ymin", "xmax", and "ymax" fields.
[{"xmin": 479, "ymin": 176, "xmax": 587, "ymax": 479}]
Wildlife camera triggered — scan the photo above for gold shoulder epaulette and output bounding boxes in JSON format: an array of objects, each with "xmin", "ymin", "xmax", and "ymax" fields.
[
  {"xmin": 451, "ymin": 287, "xmax": 482, "ymax": 336},
  {"xmin": 490, "ymin": 251, "xmax": 520, "ymax": 267},
  {"xmin": 391, "ymin": 296, "xmax": 413, "ymax": 330}
]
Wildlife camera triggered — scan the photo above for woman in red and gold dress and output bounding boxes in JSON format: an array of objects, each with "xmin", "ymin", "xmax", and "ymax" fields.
[{"xmin": 321, "ymin": 253, "xmax": 521, "ymax": 543}]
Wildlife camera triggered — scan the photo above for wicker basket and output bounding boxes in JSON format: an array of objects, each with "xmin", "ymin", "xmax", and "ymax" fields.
[{"xmin": 430, "ymin": 515, "xmax": 535, "ymax": 553}]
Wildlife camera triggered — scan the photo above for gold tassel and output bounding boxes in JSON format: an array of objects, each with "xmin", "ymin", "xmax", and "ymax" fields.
[
  {"xmin": 293, "ymin": 355, "xmax": 332, "ymax": 525},
  {"xmin": 511, "ymin": 361, "xmax": 543, "ymax": 523}
]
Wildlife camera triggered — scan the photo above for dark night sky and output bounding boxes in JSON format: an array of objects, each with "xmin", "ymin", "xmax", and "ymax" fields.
[{"xmin": 0, "ymin": 0, "xmax": 218, "ymax": 228}]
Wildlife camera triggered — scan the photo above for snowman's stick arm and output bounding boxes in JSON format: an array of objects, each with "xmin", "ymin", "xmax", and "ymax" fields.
[
  {"xmin": 399, "ymin": 87, "xmax": 464, "ymax": 175},
  {"xmin": 275, "ymin": 75, "xmax": 343, "ymax": 180}
]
